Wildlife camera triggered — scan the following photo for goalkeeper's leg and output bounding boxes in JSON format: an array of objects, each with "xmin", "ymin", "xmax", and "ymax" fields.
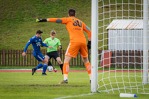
[
  {"xmin": 82, "ymin": 57, "xmax": 91, "ymax": 81},
  {"xmin": 80, "ymin": 44, "xmax": 91, "ymax": 81},
  {"xmin": 59, "ymin": 56, "xmax": 71, "ymax": 84}
]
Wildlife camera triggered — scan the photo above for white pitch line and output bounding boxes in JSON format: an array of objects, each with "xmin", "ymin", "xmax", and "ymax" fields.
[
  {"xmin": 54, "ymin": 93, "xmax": 95, "ymax": 99},
  {"xmin": 0, "ymin": 69, "xmax": 31, "ymax": 70},
  {"xmin": 0, "ymin": 69, "xmax": 42, "ymax": 70}
]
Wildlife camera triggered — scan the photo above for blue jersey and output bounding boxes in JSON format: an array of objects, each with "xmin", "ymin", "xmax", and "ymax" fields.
[{"xmin": 23, "ymin": 35, "xmax": 48, "ymax": 53}]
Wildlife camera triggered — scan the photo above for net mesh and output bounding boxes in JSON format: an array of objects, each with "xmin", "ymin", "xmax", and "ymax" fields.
[{"xmin": 98, "ymin": 0, "xmax": 149, "ymax": 93}]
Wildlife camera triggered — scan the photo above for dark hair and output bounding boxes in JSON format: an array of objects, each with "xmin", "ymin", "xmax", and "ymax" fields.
[
  {"xmin": 36, "ymin": 30, "xmax": 43, "ymax": 34},
  {"xmin": 68, "ymin": 9, "xmax": 75, "ymax": 16}
]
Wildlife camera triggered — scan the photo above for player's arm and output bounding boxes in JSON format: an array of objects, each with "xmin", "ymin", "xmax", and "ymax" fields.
[
  {"xmin": 43, "ymin": 39, "xmax": 48, "ymax": 45},
  {"xmin": 36, "ymin": 18, "xmax": 68, "ymax": 24},
  {"xmin": 83, "ymin": 23, "xmax": 91, "ymax": 40},
  {"xmin": 83, "ymin": 23, "xmax": 91, "ymax": 49},
  {"xmin": 41, "ymin": 40, "xmax": 53, "ymax": 49},
  {"xmin": 22, "ymin": 39, "xmax": 32, "ymax": 56},
  {"xmin": 41, "ymin": 42, "xmax": 48, "ymax": 47},
  {"xmin": 58, "ymin": 39, "xmax": 62, "ymax": 49},
  {"xmin": 59, "ymin": 45, "xmax": 62, "ymax": 49},
  {"xmin": 43, "ymin": 39, "xmax": 52, "ymax": 48},
  {"xmin": 57, "ymin": 39, "xmax": 62, "ymax": 57},
  {"xmin": 41, "ymin": 40, "xmax": 48, "ymax": 47}
]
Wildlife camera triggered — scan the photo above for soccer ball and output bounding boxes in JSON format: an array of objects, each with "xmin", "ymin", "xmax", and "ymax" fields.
[{"xmin": 47, "ymin": 66, "xmax": 53, "ymax": 72}]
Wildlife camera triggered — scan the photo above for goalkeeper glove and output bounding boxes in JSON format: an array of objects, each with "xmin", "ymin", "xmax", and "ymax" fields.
[
  {"xmin": 87, "ymin": 41, "xmax": 91, "ymax": 50},
  {"xmin": 36, "ymin": 18, "xmax": 47, "ymax": 22}
]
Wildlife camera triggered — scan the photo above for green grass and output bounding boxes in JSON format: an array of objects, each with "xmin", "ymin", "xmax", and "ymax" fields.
[
  {"xmin": 0, "ymin": 1, "xmax": 148, "ymax": 98},
  {"xmin": 0, "ymin": 68, "xmax": 149, "ymax": 99},
  {"xmin": 0, "ymin": 0, "xmax": 91, "ymax": 50},
  {"xmin": 0, "ymin": 0, "xmax": 143, "ymax": 50}
]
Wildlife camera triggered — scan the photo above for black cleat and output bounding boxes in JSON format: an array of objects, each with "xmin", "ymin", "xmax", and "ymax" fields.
[
  {"xmin": 32, "ymin": 68, "xmax": 36, "ymax": 75},
  {"xmin": 59, "ymin": 80, "xmax": 68, "ymax": 84},
  {"xmin": 42, "ymin": 73, "xmax": 47, "ymax": 75}
]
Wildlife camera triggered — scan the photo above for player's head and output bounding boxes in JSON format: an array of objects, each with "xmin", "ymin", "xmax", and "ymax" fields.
[
  {"xmin": 50, "ymin": 30, "xmax": 56, "ymax": 38},
  {"xmin": 36, "ymin": 30, "xmax": 43, "ymax": 34},
  {"xmin": 68, "ymin": 9, "xmax": 75, "ymax": 16},
  {"xmin": 36, "ymin": 30, "xmax": 43, "ymax": 37}
]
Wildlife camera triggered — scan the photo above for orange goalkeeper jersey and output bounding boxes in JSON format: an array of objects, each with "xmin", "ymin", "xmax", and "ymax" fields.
[{"xmin": 47, "ymin": 17, "xmax": 91, "ymax": 44}]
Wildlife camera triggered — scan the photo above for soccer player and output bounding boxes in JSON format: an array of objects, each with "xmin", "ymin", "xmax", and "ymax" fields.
[
  {"xmin": 43, "ymin": 30, "xmax": 63, "ymax": 74},
  {"xmin": 22, "ymin": 30, "xmax": 51, "ymax": 75},
  {"xmin": 36, "ymin": 9, "xmax": 91, "ymax": 84}
]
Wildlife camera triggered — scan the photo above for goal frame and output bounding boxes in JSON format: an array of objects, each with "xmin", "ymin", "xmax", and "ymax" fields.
[
  {"xmin": 143, "ymin": 0, "xmax": 149, "ymax": 84},
  {"xmin": 91, "ymin": 0, "xmax": 98, "ymax": 93},
  {"xmin": 91, "ymin": 0, "xmax": 149, "ymax": 93}
]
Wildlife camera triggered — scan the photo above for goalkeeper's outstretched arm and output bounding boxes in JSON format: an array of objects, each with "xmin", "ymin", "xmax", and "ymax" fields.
[{"xmin": 36, "ymin": 18, "xmax": 66, "ymax": 24}]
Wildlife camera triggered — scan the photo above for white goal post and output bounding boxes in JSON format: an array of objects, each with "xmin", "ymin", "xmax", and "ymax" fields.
[
  {"xmin": 91, "ymin": 0, "xmax": 98, "ymax": 93},
  {"xmin": 143, "ymin": 0, "xmax": 149, "ymax": 84},
  {"xmin": 91, "ymin": 0, "xmax": 149, "ymax": 93}
]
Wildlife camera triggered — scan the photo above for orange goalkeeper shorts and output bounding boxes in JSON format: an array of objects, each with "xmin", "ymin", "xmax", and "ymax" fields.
[{"xmin": 65, "ymin": 42, "xmax": 88, "ymax": 58}]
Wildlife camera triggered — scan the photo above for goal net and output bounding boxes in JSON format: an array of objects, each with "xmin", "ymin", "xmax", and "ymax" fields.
[{"xmin": 91, "ymin": 0, "xmax": 149, "ymax": 94}]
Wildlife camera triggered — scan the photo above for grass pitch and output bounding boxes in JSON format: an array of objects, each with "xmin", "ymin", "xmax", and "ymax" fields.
[{"xmin": 0, "ymin": 69, "xmax": 149, "ymax": 99}]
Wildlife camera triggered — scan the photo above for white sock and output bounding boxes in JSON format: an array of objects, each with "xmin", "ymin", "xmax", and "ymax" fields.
[{"xmin": 64, "ymin": 74, "xmax": 68, "ymax": 81}]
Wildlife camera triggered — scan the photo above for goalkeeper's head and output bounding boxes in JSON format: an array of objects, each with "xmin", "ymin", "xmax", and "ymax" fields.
[{"xmin": 68, "ymin": 9, "xmax": 75, "ymax": 16}]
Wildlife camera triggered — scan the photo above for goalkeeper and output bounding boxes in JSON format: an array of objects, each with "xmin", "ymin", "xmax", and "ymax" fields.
[
  {"xmin": 36, "ymin": 9, "xmax": 91, "ymax": 84},
  {"xmin": 43, "ymin": 30, "xmax": 63, "ymax": 74}
]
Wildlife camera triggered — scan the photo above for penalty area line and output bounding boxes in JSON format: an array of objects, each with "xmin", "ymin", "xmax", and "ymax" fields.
[{"xmin": 54, "ymin": 93, "xmax": 95, "ymax": 99}]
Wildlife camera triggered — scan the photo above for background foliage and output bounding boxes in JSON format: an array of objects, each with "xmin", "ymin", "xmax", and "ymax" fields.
[{"xmin": 0, "ymin": 0, "xmax": 91, "ymax": 50}]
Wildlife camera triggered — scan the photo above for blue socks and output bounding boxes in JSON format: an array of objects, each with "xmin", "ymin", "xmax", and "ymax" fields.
[
  {"xmin": 35, "ymin": 63, "xmax": 43, "ymax": 69},
  {"xmin": 42, "ymin": 64, "xmax": 48, "ymax": 73},
  {"xmin": 35, "ymin": 63, "xmax": 48, "ymax": 74}
]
